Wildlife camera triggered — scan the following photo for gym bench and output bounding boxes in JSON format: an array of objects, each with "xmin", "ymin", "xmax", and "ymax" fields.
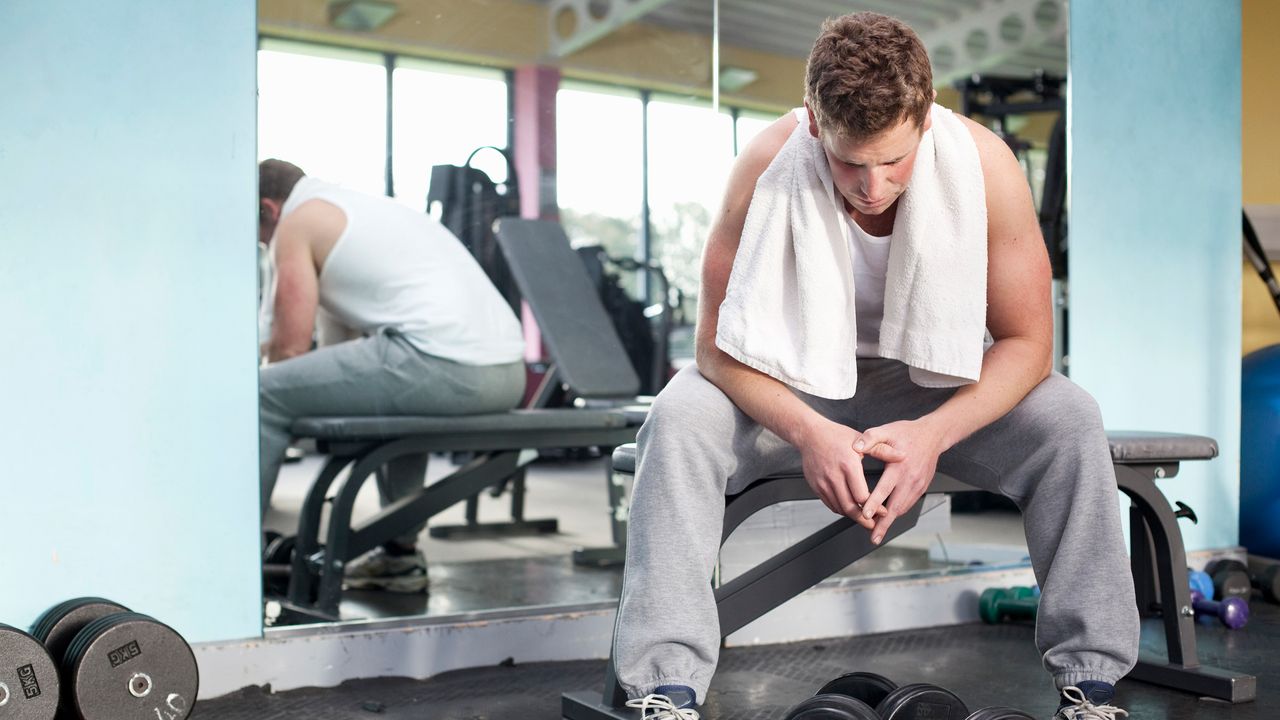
[
  {"xmin": 562, "ymin": 430, "xmax": 1256, "ymax": 719},
  {"xmin": 273, "ymin": 410, "xmax": 641, "ymax": 622}
]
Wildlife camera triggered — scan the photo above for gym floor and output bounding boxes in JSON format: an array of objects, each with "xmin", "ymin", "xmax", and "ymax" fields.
[{"xmin": 196, "ymin": 602, "xmax": 1278, "ymax": 719}]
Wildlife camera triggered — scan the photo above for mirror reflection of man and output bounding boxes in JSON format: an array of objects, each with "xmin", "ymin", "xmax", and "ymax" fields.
[{"xmin": 257, "ymin": 159, "xmax": 526, "ymax": 593}]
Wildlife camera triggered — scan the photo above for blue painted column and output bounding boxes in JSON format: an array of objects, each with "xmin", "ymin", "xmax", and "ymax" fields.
[
  {"xmin": 0, "ymin": 2, "xmax": 261, "ymax": 642},
  {"xmin": 1069, "ymin": 0, "xmax": 1242, "ymax": 551}
]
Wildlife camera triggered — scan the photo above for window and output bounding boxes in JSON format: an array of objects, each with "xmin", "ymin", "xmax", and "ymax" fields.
[
  {"xmin": 645, "ymin": 95, "xmax": 734, "ymax": 309},
  {"xmin": 257, "ymin": 40, "xmax": 387, "ymax": 195},
  {"xmin": 392, "ymin": 58, "xmax": 510, "ymax": 211},
  {"xmin": 556, "ymin": 82, "xmax": 645, "ymax": 261}
]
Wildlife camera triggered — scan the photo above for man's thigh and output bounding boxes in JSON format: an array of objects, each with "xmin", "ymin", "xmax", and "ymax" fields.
[
  {"xmin": 260, "ymin": 333, "xmax": 403, "ymax": 418},
  {"xmin": 852, "ymin": 360, "xmax": 1103, "ymax": 495}
]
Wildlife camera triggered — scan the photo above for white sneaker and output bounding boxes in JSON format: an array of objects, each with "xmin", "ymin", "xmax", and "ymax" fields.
[
  {"xmin": 624, "ymin": 694, "xmax": 700, "ymax": 720},
  {"xmin": 342, "ymin": 546, "xmax": 429, "ymax": 593},
  {"xmin": 1054, "ymin": 686, "xmax": 1129, "ymax": 719}
]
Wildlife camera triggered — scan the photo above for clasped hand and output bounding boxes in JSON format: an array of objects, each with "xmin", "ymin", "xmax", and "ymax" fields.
[{"xmin": 799, "ymin": 418, "xmax": 945, "ymax": 545}]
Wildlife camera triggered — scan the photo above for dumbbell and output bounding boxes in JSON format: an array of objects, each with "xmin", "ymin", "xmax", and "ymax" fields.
[
  {"xmin": 786, "ymin": 680, "xmax": 970, "ymax": 720},
  {"xmin": 1189, "ymin": 590, "xmax": 1249, "ymax": 630},
  {"xmin": 786, "ymin": 675, "xmax": 1033, "ymax": 720},
  {"xmin": 30, "ymin": 597, "xmax": 131, "ymax": 720},
  {"xmin": 60, "ymin": 612, "xmax": 199, "ymax": 720},
  {"xmin": 0, "ymin": 623, "xmax": 60, "ymax": 720},
  {"xmin": 978, "ymin": 586, "xmax": 1038, "ymax": 624},
  {"xmin": 1187, "ymin": 569, "xmax": 1214, "ymax": 600},
  {"xmin": 1206, "ymin": 558, "xmax": 1280, "ymax": 604},
  {"xmin": 1203, "ymin": 559, "xmax": 1253, "ymax": 602},
  {"xmin": 28, "ymin": 598, "xmax": 199, "ymax": 720}
]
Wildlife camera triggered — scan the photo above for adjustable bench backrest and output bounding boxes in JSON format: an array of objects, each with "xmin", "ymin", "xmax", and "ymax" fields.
[{"xmin": 494, "ymin": 218, "xmax": 641, "ymax": 401}]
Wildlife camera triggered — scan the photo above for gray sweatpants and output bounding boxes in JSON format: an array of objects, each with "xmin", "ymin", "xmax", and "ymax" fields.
[
  {"xmin": 615, "ymin": 359, "xmax": 1139, "ymax": 702},
  {"xmin": 260, "ymin": 328, "xmax": 526, "ymax": 544}
]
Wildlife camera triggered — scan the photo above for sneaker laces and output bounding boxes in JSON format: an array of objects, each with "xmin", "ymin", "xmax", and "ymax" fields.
[
  {"xmin": 1059, "ymin": 686, "xmax": 1129, "ymax": 719},
  {"xmin": 625, "ymin": 694, "xmax": 700, "ymax": 720}
]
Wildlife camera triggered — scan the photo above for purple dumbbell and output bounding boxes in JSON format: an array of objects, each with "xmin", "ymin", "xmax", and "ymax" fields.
[{"xmin": 1190, "ymin": 589, "xmax": 1250, "ymax": 629}]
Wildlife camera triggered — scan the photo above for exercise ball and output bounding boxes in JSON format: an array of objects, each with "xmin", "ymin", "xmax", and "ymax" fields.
[{"xmin": 1241, "ymin": 343, "xmax": 1280, "ymax": 559}]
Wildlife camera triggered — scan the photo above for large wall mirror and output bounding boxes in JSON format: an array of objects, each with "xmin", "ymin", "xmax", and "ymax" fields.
[{"xmin": 257, "ymin": 0, "xmax": 1069, "ymax": 629}]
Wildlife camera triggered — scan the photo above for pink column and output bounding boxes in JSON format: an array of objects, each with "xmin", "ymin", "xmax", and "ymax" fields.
[{"xmin": 512, "ymin": 65, "xmax": 560, "ymax": 374}]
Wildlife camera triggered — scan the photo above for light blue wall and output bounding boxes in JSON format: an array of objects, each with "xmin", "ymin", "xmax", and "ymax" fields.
[
  {"xmin": 0, "ymin": 2, "xmax": 260, "ymax": 642},
  {"xmin": 1070, "ymin": 1, "xmax": 1242, "ymax": 551}
]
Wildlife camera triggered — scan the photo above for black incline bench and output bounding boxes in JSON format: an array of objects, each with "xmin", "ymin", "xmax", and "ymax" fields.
[
  {"xmin": 563, "ymin": 431, "xmax": 1256, "ymax": 719},
  {"xmin": 269, "ymin": 219, "xmax": 649, "ymax": 622}
]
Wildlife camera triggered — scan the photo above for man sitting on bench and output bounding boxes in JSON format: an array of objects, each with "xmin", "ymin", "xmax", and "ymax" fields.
[
  {"xmin": 616, "ymin": 13, "xmax": 1135, "ymax": 720},
  {"xmin": 257, "ymin": 159, "xmax": 526, "ymax": 593}
]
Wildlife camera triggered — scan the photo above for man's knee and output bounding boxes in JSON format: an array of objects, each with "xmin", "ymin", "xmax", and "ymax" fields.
[
  {"xmin": 1021, "ymin": 373, "xmax": 1106, "ymax": 443},
  {"xmin": 640, "ymin": 366, "xmax": 739, "ymax": 443}
]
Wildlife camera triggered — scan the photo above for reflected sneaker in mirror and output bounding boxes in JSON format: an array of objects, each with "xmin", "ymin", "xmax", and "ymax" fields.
[
  {"xmin": 1054, "ymin": 682, "xmax": 1128, "ymax": 719},
  {"xmin": 342, "ymin": 545, "xmax": 429, "ymax": 593}
]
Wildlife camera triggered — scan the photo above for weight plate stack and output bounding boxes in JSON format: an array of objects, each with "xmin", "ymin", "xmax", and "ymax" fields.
[
  {"xmin": 61, "ymin": 613, "xmax": 198, "ymax": 720},
  {"xmin": 876, "ymin": 683, "xmax": 971, "ymax": 719},
  {"xmin": 29, "ymin": 598, "xmax": 130, "ymax": 668},
  {"xmin": 0, "ymin": 624, "xmax": 60, "ymax": 720}
]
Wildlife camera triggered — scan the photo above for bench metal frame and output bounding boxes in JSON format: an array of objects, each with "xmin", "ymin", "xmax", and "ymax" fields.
[
  {"xmin": 271, "ymin": 422, "xmax": 638, "ymax": 623},
  {"xmin": 562, "ymin": 455, "xmax": 1255, "ymax": 719}
]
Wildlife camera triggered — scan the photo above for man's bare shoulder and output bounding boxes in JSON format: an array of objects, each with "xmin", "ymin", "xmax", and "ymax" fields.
[
  {"xmin": 954, "ymin": 114, "xmax": 1022, "ymax": 182},
  {"xmin": 735, "ymin": 113, "xmax": 800, "ymax": 180},
  {"xmin": 719, "ymin": 112, "xmax": 800, "ymax": 218},
  {"xmin": 275, "ymin": 198, "xmax": 346, "ymax": 250}
]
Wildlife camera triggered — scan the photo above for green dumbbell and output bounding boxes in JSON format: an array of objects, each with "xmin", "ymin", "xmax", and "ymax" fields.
[{"xmin": 979, "ymin": 586, "xmax": 1039, "ymax": 624}]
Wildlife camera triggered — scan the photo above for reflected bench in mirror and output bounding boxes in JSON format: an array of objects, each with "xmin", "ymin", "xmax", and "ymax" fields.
[{"xmin": 268, "ymin": 218, "xmax": 656, "ymax": 624}]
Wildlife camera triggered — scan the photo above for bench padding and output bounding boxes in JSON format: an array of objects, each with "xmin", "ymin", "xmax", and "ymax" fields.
[
  {"xmin": 293, "ymin": 408, "xmax": 629, "ymax": 441},
  {"xmin": 1105, "ymin": 431, "xmax": 1218, "ymax": 462},
  {"xmin": 610, "ymin": 430, "xmax": 1219, "ymax": 474}
]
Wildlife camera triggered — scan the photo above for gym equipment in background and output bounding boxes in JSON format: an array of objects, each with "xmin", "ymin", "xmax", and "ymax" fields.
[{"xmin": 1189, "ymin": 590, "xmax": 1249, "ymax": 630}]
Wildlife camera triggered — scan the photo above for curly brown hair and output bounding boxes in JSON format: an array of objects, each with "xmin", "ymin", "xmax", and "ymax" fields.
[{"xmin": 804, "ymin": 12, "xmax": 933, "ymax": 141}]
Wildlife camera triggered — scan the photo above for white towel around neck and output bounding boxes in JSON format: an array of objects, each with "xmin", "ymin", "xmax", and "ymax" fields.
[{"xmin": 715, "ymin": 103, "xmax": 988, "ymax": 399}]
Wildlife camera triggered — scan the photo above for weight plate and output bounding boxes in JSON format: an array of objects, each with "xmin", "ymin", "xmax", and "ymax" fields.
[
  {"xmin": 877, "ymin": 683, "xmax": 971, "ymax": 720},
  {"xmin": 29, "ymin": 598, "xmax": 130, "ymax": 666},
  {"xmin": 816, "ymin": 671, "xmax": 898, "ymax": 709},
  {"xmin": 785, "ymin": 693, "xmax": 881, "ymax": 720},
  {"xmin": 0, "ymin": 624, "xmax": 60, "ymax": 720},
  {"xmin": 965, "ymin": 707, "xmax": 1036, "ymax": 720},
  {"xmin": 63, "ymin": 613, "xmax": 197, "ymax": 720}
]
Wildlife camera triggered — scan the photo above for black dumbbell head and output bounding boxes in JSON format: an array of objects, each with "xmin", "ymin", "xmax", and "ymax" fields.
[
  {"xmin": 876, "ymin": 683, "xmax": 970, "ymax": 719},
  {"xmin": 816, "ymin": 671, "xmax": 898, "ymax": 709},
  {"xmin": 784, "ymin": 693, "xmax": 881, "ymax": 720},
  {"xmin": 1256, "ymin": 564, "xmax": 1280, "ymax": 604}
]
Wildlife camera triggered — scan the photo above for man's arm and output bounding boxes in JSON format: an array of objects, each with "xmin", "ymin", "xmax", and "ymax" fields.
[
  {"xmin": 265, "ymin": 205, "xmax": 326, "ymax": 363},
  {"xmin": 697, "ymin": 115, "xmax": 902, "ymax": 529},
  {"xmin": 857, "ymin": 117, "xmax": 1054, "ymax": 543}
]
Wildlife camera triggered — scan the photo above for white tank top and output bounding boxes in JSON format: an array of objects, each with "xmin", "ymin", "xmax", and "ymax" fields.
[
  {"xmin": 274, "ymin": 177, "xmax": 525, "ymax": 366},
  {"xmin": 842, "ymin": 213, "xmax": 892, "ymax": 357},
  {"xmin": 793, "ymin": 107, "xmax": 892, "ymax": 358}
]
